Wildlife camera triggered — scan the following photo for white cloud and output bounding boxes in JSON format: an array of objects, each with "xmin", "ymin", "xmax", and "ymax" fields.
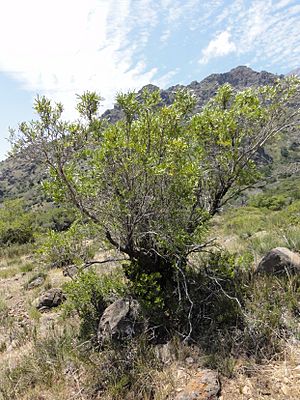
[
  {"xmin": 199, "ymin": 30, "xmax": 236, "ymax": 64},
  {"xmin": 0, "ymin": 0, "xmax": 168, "ymax": 117},
  {"xmin": 201, "ymin": 0, "xmax": 300, "ymax": 72}
]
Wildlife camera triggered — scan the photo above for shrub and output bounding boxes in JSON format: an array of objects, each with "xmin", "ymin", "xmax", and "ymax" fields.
[
  {"xmin": 37, "ymin": 222, "xmax": 96, "ymax": 268},
  {"xmin": 34, "ymin": 205, "xmax": 76, "ymax": 232},
  {"xmin": 249, "ymin": 193, "xmax": 290, "ymax": 211},
  {"xmin": 63, "ymin": 268, "xmax": 127, "ymax": 339},
  {"xmin": 0, "ymin": 199, "xmax": 34, "ymax": 246}
]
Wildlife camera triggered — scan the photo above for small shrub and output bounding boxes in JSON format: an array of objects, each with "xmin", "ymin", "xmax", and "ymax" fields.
[
  {"xmin": 63, "ymin": 268, "xmax": 127, "ymax": 339},
  {"xmin": 19, "ymin": 261, "xmax": 35, "ymax": 273},
  {"xmin": 0, "ymin": 199, "xmax": 34, "ymax": 246},
  {"xmin": 38, "ymin": 222, "xmax": 96, "ymax": 268},
  {"xmin": 249, "ymin": 193, "xmax": 290, "ymax": 210}
]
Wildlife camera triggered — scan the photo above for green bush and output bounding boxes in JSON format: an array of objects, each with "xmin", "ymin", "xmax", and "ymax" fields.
[
  {"xmin": 34, "ymin": 205, "xmax": 76, "ymax": 232},
  {"xmin": 63, "ymin": 268, "xmax": 127, "ymax": 339},
  {"xmin": 249, "ymin": 193, "xmax": 289, "ymax": 211},
  {"xmin": 0, "ymin": 199, "xmax": 34, "ymax": 245},
  {"xmin": 37, "ymin": 222, "xmax": 96, "ymax": 268}
]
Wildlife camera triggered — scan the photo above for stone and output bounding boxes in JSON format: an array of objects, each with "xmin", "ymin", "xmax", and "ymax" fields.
[
  {"xmin": 35, "ymin": 288, "xmax": 66, "ymax": 311},
  {"xmin": 256, "ymin": 247, "xmax": 300, "ymax": 275},
  {"xmin": 26, "ymin": 276, "xmax": 45, "ymax": 290},
  {"xmin": 155, "ymin": 342, "xmax": 176, "ymax": 364},
  {"xmin": 63, "ymin": 265, "xmax": 78, "ymax": 278},
  {"xmin": 97, "ymin": 298, "xmax": 143, "ymax": 344},
  {"xmin": 175, "ymin": 369, "xmax": 220, "ymax": 400}
]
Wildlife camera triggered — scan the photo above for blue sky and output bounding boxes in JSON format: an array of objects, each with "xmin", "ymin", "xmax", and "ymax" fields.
[{"xmin": 0, "ymin": 0, "xmax": 299, "ymax": 160}]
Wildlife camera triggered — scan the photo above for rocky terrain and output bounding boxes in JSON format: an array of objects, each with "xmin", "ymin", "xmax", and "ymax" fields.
[{"xmin": 0, "ymin": 66, "xmax": 299, "ymax": 399}]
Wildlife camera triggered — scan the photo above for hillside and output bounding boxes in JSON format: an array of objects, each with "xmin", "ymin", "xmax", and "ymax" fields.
[
  {"xmin": 0, "ymin": 68, "xmax": 299, "ymax": 399},
  {"xmin": 1, "ymin": 65, "xmax": 298, "ymax": 205}
]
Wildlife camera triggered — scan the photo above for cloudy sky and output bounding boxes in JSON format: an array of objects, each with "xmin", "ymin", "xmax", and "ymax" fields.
[{"xmin": 0, "ymin": 0, "xmax": 299, "ymax": 160}]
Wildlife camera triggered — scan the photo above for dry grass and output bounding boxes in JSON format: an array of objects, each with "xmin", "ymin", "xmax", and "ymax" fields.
[
  {"xmin": 0, "ymin": 243, "xmax": 300, "ymax": 399},
  {"xmin": 220, "ymin": 344, "xmax": 300, "ymax": 400}
]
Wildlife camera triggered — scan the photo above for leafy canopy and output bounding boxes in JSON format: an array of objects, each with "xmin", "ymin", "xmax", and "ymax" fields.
[{"xmin": 11, "ymin": 77, "xmax": 300, "ymax": 275}]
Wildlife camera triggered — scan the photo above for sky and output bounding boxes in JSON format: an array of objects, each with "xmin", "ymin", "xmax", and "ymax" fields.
[{"xmin": 0, "ymin": 0, "xmax": 299, "ymax": 160}]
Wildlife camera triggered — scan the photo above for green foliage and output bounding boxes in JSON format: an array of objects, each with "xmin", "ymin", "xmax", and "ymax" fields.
[
  {"xmin": 38, "ymin": 222, "xmax": 96, "ymax": 268},
  {"xmin": 0, "ymin": 199, "xmax": 34, "ymax": 245},
  {"xmin": 249, "ymin": 193, "xmax": 290, "ymax": 210},
  {"xmin": 123, "ymin": 261, "xmax": 165, "ymax": 310},
  {"xmin": 34, "ymin": 205, "xmax": 76, "ymax": 232},
  {"xmin": 63, "ymin": 269, "xmax": 127, "ymax": 338},
  {"xmin": 11, "ymin": 76, "xmax": 300, "ymax": 308}
]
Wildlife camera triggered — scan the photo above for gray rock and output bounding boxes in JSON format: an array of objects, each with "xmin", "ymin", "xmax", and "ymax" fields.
[
  {"xmin": 97, "ymin": 298, "xmax": 143, "ymax": 344},
  {"xmin": 175, "ymin": 369, "xmax": 220, "ymax": 400},
  {"xmin": 36, "ymin": 288, "xmax": 66, "ymax": 311},
  {"xmin": 63, "ymin": 265, "xmax": 78, "ymax": 278},
  {"xmin": 27, "ymin": 276, "xmax": 44, "ymax": 290},
  {"xmin": 256, "ymin": 247, "xmax": 300, "ymax": 275}
]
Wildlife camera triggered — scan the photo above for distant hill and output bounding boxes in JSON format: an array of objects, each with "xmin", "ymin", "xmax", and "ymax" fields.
[
  {"xmin": 287, "ymin": 67, "xmax": 300, "ymax": 77},
  {"xmin": 0, "ymin": 66, "xmax": 299, "ymax": 204},
  {"xmin": 103, "ymin": 66, "xmax": 281, "ymax": 123}
]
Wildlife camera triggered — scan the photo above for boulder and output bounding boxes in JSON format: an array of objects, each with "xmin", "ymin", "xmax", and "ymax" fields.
[
  {"xmin": 36, "ymin": 288, "xmax": 66, "ymax": 311},
  {"xmin": 256, "ymin": 247, "xmax": 300, "ymax": 275},
  {"xmin": 175, "ymin": 369, "xmax": 220, "ymax": 400},
  {"xmin": 97, "ymin": 298, "xmax": 143, "ymax": 344},
  {"xmin": 26, "ymin": 276, "xmax": 44, "ymax": 290},
  {"xmin": 63, "ymin": 265, "xmax": 78, "ymax": 278}
]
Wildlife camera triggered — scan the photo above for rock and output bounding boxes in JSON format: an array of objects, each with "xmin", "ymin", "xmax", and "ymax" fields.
[
  {"xmin": 256, "ymin": 247, "xmax": 300, "ymax": 275},
  {"xmin": 175, "ymin": 369, "xmax": 220, "ymax": 400},
  {"xmin": 63, "ymin": 265, "xmax": 78, "ymax": 278},
  {"xmin": 97, "ymin": 298, "xmax": 143, "ymax": 344},
  {"xmin": 155, "ymin": 342, "xmax": 176, "ymax": 364},
  {"xmin": 26, "ymin": 276, "xmax": 45, "ymax": 290},
  {"xmin": 36, "ymin": 288, "xmax": 66, "ymax": 311}
]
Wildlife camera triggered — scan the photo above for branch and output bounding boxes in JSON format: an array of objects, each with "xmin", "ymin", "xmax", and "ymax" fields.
[
  {"xmin": 186, "ymin": 237, "xmax": 217, "ymax": 255},
  {"xmin": 82, "ymin": 257, "xmax": 128, "ymax": 269}
]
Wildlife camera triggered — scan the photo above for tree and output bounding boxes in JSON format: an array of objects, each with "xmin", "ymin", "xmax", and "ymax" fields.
[{"xmin": 11, "ymin": 77, "xmax": 300, "ymax": 298}]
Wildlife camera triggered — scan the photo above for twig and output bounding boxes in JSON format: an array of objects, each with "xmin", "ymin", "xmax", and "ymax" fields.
[
  {"xmin": 82, "ymin": 257, "xmax": 128, "ymax": 269},
  {"xmin": 176, "ymin": 261, "xmax": 194, "ymax": 342}
]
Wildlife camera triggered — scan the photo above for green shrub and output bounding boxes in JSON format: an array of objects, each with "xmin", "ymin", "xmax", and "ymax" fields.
[
  {"xmin": 37, "ymin": 222, "xmax": 96, "ymax": 268},
  {"xmin": 63, "ymin": 268, "xmax": 127, "ymax": 339},
  {"xmin": 34, "ymin": 205, "xmax": 76, "ymax": 232},
  {"xmin": 249, "ymin": 193, "xmax": 289, "ymax": 211},
  {"xmin": 0, "ymin": 199, "xmax": 34, "ymax": 245}
]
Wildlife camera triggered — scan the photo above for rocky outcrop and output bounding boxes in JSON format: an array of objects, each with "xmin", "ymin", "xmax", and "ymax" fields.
[
  {"xmin": 97, "ymin": 298, "xmax": 144, "ymax": 344},
  {"xmin": 35, "ymin": 288, "xmax": 66, "ymax": 311},
  {"xmin": 26, "ymin": 276, "xmax": 45, "ymax": 290},
  {"xmin": 256, "ymin": 247, "xmax": 300, "ymax": 275},
  {"xmin": 175, "ymin": 369, "xmax": 220, "ymax": 400}
]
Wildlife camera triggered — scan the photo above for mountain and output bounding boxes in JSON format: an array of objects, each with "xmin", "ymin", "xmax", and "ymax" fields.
[
  {"xmin": 0, "ymin": 66, "xmax": 297, "ymax": 204},
  {"xmin": 287, "ymin": 67, "xmax": 300, "ymax": 76},
  {"xmin": 102, "ymin": 66, "xmax": 282, "ymax": 122}
]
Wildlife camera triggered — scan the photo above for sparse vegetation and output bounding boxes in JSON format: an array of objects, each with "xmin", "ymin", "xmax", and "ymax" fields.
[{"xmin": 0, "ymin": 72, "xmax": 299, "ymax": 399}]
